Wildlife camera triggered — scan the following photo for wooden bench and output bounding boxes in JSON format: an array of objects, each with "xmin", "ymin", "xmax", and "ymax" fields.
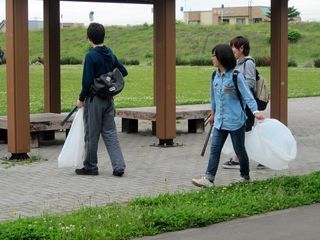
[
  {"xmin": 0, "ymin": 113, "xmax": 74, "ymax": 148},
  {"xmin": 116, "ymin": 104, "xmax": 211, "ymax": 134}
]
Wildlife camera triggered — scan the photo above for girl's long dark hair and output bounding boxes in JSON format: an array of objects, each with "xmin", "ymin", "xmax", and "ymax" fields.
[{"xmin": 212, "ymin": 44, "xmax": 236, "ymax": 71}]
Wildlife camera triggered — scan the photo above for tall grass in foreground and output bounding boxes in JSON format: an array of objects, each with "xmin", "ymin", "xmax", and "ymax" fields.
[
  {"xmin": 0, "ymin": 172, "xmax": 320, "ymax": 239},
  {"xmin": 0, "ymin": 65, "xmax": 320, "ymax": 115}
]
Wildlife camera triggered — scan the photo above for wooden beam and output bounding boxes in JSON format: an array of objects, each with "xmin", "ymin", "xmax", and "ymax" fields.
[
  {"xmin": 62, "ymin": 0, "xmax": 154, "ymax": 3},
  {"xmin": 44, "ymin": 0, "xmax": 61, "ymax": 113},
  {"xmin": 153, "ymin": 0, "xmax": 176, "ymax": 140},
  {"xmin": 270, "ymin": 0, "xmax": 288, "ymax": 125},
  {"xmin": 6, "ymin": 0, "xmax": 30, "ymax": 153}
]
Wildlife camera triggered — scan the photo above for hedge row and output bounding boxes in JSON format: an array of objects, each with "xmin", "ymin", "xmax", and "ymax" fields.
[{"xmin": 2, "ymin": 56, "xmax": 320, "ymax": 67}]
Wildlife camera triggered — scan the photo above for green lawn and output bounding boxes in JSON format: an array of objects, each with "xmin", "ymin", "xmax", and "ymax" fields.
[{"xmin": 0, "ymin": 65, "xmax": 320, "ymax": 116}]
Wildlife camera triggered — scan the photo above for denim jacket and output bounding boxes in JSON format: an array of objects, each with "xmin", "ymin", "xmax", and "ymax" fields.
[{"xmin": 211, "ymin": 69, "xmax": 258, "ymax": 131}]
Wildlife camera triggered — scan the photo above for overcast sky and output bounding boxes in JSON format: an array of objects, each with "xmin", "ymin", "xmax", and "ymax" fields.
[{"xmin": 0, "ymin": 0, "xmax": 319, "ymax": 25}]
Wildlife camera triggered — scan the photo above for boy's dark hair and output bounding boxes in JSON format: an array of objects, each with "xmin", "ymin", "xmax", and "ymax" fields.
[
  {"xmin": 212, "ymin": 44, "xmax": 236, "ymax": 71},
  {"xmin": 230, "ymin": 36, "xmax": 250, "ymax": 56},
  {"xmin": 87, "ymin": 23, "xmax": 105, "ymax": 45}
]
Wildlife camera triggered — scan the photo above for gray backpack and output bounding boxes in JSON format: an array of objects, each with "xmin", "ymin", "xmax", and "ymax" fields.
[
  {"xmin": 92, "ymin": 68, "xmax": 124, "ymax": 98},
  {"xmin": 244, "ymin": 59, "xmax": 269, "ymax": 111}
]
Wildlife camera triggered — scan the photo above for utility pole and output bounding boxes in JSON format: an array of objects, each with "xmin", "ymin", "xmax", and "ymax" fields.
[
  {"xmin": 248, "ymin": 0, "xmax": 253, "ymax": 24},
  {"xmin": 221, "ymin": 4, "xmax": 224, "ymax": 24}
]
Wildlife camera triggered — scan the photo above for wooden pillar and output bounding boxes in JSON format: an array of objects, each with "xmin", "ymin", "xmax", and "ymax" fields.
[
  {"xmin": 153, "ymin": 0, "xmax": 176, "ymax": 142},
  {"xmin": 44, "ymin": 0, "xmax": 61, "ymax": 113},
  {"xmin": 270, "ymin": 0, "xmax": 288, "ymax": 125},
  {"xmin": 6, "ymin": 0, "xmax": 30, "ymax": 155}
]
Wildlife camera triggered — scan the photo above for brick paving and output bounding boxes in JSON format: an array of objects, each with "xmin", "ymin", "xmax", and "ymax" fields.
[{"xmin": 0, "ymin": 97, "xmax": 319, "ymax": 222}]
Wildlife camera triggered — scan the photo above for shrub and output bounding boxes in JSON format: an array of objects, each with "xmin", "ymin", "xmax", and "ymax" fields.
[
  {"xmin": 176, "ymin": 57, "xmax": 189, "ymax": 66},
  {"xmin": 288, "ymin": 59, "xmax": 297, "ymax": 67},
  {"xmin": 267, "ymin": 28, "xmax": 302, "ymax": 44},
  {"xmin": 119, "ymin": 59, "xmax": 140, "ymax": 65},
  {"xmin": 144, "ymin": 52, "xmax": 153, "ymax": 59},
  {"xmin": 288, "ymin": 28, "xmax": 302, "ymax": 43},
  {"xmin": 189, "ymin": 57, "xmax": 211, "ymax": 66},
  {"xmin": 255, "ymin": 56, "xmax": 271, "ymax": 67},
  {"xmin": 60, "ymin": 56, "xmax": 82, "ymax": 65},
  {"xmin": 314, "ymin": 59, "xmax": 320, "ymax": 68}
]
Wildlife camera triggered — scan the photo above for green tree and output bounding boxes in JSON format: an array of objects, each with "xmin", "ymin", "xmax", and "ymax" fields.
[{"xmin": 266, "ymin": 6, "xmax": 300, "ymax": 22}]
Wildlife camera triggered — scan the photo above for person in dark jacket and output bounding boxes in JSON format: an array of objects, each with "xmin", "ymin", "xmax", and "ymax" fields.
[
  {"xmin": 75, "ymin": 22, "xmax": 127, "ymax": 176},
  {"xmin": 0, "ymin": 46, "xmax": 4, "ymax": 64}
]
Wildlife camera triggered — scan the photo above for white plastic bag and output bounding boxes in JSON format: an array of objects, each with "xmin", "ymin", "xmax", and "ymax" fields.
[
  {"xmin": 246, "ymin": 119, "xmax": 297, "ymax": 170},
  {"xmin": 221, "ymin": 133, "xmax": 234, "ymax": 156},
  {"xmin": 222, "ymin": 119, "xmax": 297, "ymax": 170},
  {"xmin": 58, "ymin": 108, "xmax": 85, "ymax": 168},
  {"xmin": 221, "ymin": 131, "xmax": 256, "ymax": 156}
]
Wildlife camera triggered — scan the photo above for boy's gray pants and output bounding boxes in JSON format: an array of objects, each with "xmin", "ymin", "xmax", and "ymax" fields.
[{"xmin": 83, "ymin": 96, "xmax": 125, "ymax": 172}]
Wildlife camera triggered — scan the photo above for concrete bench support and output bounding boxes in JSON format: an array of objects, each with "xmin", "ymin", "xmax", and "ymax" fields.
[
  {"xmin": 116, "ymin": 104, "xmax": 210, "ymax": 135},
  {"xmin": 0, "ymin": 113, "xmax": 73, "ymax": 148}
]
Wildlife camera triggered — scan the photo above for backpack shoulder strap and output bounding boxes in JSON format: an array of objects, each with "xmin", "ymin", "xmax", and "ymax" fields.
[
  {"xmin": 232, "ymin": 70, "xmax": 245, "ymax": 112},
  {"xmin": 211, "ymin": 70, "xmax": 217, "ymax": 79},
  {"xmin": 243, "ymin": 58, "xmax": 260, "ymax": 81},
  {"xmin": 211, "ymin": 70, "xmax": 217, "ymax": 86}
]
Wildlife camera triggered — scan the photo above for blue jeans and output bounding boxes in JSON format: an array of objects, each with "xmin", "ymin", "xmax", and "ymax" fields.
[{"xmin": 205, "ymin": 125, "xmax": 250, "ymax": 181}]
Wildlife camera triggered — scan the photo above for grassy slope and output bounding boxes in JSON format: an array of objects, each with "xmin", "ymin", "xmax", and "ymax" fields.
[{"xmin": 1, "ymin": 22, "xmax": 320, "ymax": 65}]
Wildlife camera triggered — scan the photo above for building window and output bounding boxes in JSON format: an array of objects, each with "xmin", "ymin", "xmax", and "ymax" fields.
[
  {"xmin": 219, "ymin": 18, "xmax": 230, "ymax": 24},
  {"xmin": 236, "ymin": 18, "xmax": 246, "ymax": 24},
  {"xmin": 253, "ymin": 18, "xmax": 262, "ymax": 23},
  {"xmin": 188, "ymin": 20, "xmax": 200, "ymax": 25}
]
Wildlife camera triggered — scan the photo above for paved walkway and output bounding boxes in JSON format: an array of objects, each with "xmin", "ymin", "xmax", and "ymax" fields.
[
  {"xmin": 0, "ymin": 97, "xmax": 319, "ymax": 237},
  {"xmin": 135, "ymin": 203, "xmax": 320, "ymax": 240}
]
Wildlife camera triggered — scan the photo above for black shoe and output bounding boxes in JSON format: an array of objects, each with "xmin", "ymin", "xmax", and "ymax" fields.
[
  {"xmin": 113, "ymin": 169, "xmax": 124, "ymax": 177},
  {"xmin": 257, "ymin": 164, "xmax": 266, "ymax": 169},
  {"xmin": 240, "ymin": 175, "xmax": 251, "ymax": 181},
  {"xmin": 75, "ymin": 168, "xmax": 99, "ymax": 175},
  {"xmin": 222, "ymin": 159, "xmax": 240, "ymax": 169}
]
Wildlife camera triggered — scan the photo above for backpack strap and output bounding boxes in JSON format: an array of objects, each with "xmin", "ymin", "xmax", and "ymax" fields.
[
  {"xmin": 232, "ymin": 70, "xmax": 245, "ymax": 112},
  {"xmin": 211, "ymin": 70, "xmax": 217, "ymax": 89},
  {"xmin": 243, "ymin": 58, "xmax": 260, "ymax": 81},
  {"xmin": 211, "ymin": 70, "xmax": 217, "ymax": 80}
]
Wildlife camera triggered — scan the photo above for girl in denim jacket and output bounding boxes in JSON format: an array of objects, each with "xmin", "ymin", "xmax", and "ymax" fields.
[{"xmin": 192, "ymin": 44, "xmax": 265, "ymax": 187}]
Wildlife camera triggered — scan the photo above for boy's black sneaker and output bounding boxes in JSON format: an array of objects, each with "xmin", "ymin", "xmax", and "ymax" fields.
[
  {"xmin": 257, "ymin": 164, "xmax": 266, "ymax": 169},
  {"xmin": 75, "ymin": 168, "xmax": 99, "ymax": 175},
  {"xmin": 113, "ymin": 169, "xmax": 124, "ymax": 177}
]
